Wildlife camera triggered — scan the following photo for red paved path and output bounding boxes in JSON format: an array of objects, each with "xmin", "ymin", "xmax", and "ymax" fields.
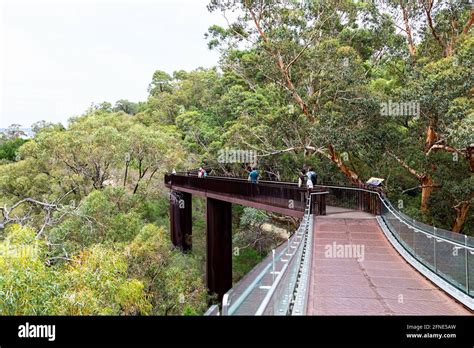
[{"xmin": 307, "ymin": 217, "xmax": 472, "ymax": 315}]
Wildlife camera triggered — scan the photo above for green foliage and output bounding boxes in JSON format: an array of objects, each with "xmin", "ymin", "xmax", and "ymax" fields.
[
  {"xmin": 0, "ymin": 0, "xmax": 472, "ymax": 317},
  {"xmin": 0, "ymin": 225, "xmax": 151, "ymax": 315},
  {"xmin": 0, "ymin": 138, "xmax": 27, "ymax": 161},
  {"xmin": 239, "ymin": 207, "xmax": 268, "ymax": 228},
  {"xmin": 232, "ymin": 248, "xmax": 264, "ymax": 283},
  {"xmin": 113, "ymin": 99, "xmax": 140, "ymax": 115},
  {"xmin": 127, "ymin": 224, "xmax": 209, "ymax": 315}
]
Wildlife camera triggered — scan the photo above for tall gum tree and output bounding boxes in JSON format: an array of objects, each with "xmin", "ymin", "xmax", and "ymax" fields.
[{"xmin": 207, "ymin": 0, "xmax": 397, "ymax": 186}]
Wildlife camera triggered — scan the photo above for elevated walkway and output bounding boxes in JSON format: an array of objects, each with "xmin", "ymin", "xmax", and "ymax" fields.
[
  {"xmin": 325, "ymin": 206, "xmax": 375, "ymax": 219},
  {"xmin": 308, "ymin": 217, "xmax": 470, "ymax": 315},
  {"xmin": 165, "ymin": 173, "xmax": 473, "ymax": 314}
]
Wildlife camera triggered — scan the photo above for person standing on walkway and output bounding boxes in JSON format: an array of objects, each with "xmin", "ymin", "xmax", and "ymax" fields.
[
  {"xmin": 198, "ymin": 167, "xmax": 205, "ymax": 178},
  {"xmin": 298, "ymin": 169, "xmax": 307, "ymax": 188},
  {"xmin": 248, "ymin": 167, "xmax": 260, "ymax": 183},
  {"xmin": 306, "ymin": 174, "xmax": 314, "ymax": 190},
  {"xmin": 307, "ymin": 167, "xmax": 317, "ymax": 186}
]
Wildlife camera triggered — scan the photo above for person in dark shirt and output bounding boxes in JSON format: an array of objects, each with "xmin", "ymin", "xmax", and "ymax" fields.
[{"xmin": 298, "ymin": 169, "xmax": 307, "ymax": 188}]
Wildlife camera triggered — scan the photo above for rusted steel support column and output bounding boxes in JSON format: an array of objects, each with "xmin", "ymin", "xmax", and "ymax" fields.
[
  {"xmin": 206, "ymin": 198, "xmax": 232, "ymax": 301},
  {"xmin": 169, "ymin": 190, "xmax": 192, "ymax": 251},
  {"xmin": 375, "ymin": 193, "xmax": 382, "ymax": 215},
  {"xmin": 320, "ymin": 193, "xmax": 326, "ymax": 215},
  {"xmin": 310, "ymin": 193, "xmax": 327, "ymax": 215},
  {"xmin": 364, "ymin": 191, "xmax": 369, "ymax": 212}
]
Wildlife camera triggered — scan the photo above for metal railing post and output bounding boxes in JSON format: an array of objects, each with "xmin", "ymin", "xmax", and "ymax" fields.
[
  {"xmin": 272, "ymin": 249, "xmax": 276, "ymax": 281},
  {"xmin": 434, "ymin": 227, "xmax": 437, "ymax": 272},
  {"xmin": 465, "ymin": 235, "xmax": 469, "ymax": 294},
  {"xmin": 413, "ymin": 223, "xmax": 416, "ymax": 253},
  {"xmin": 222, "ymin": 293, "xmax": 230, "ymax": 315}
]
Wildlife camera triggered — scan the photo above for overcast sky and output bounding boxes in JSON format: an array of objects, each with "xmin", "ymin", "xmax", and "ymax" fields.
[{"xmin": 0, "ymin": 0, "xmax": 225, "ymax": 128}]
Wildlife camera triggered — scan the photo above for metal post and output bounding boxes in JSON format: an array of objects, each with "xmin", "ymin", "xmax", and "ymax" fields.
[
  {"xmin": 398, "ymin": 217, "xmax": 401, "ymax": 238},
  {"xmin": 465, "ymin": 235, "xmax": 469, "ymax": 294},
  {"xmin": 222, "ymin": 294, "xmax": 229, "ymax": 316},
  {"xmin": 272, "ymin": 249, "xmax": 276, "ymax": 281},
  {"xmin": 434, "ymin": 227, "xmax": 437, "ymax": 272},
  {"xmin": 169, "ymin": 190, "xmax": 192, "ymax": 251},
  {"xmin": 412, "ymin": 223, "xmax": 416, "ymax": 253}
]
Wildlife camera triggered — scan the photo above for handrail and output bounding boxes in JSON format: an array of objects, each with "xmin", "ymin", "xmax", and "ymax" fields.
[
  {"xmin": 314, "ymin": 183, "xmax": 473, "ymax": 250},
  {"xmin": 170, "ymin": 173, "xmax": 469, "ymax": 249},
  {"xmin": 170, "ymin": 172, "xmax": 473, "ymax": 312},
  {"xmin": 220, "ymin": 196, "xmax": 313, "ymax": 316},
  {"xmin": 255, "ymin": 202, "xmax": 311, "ymax": 315},
  {"xmin": 167, "ymin": 173, "xmax": 304, "ymax": 189}
]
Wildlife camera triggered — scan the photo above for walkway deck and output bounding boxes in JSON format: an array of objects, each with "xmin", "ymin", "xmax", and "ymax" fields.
[
  {"xmin": 325, "ymin": 206, "xmax": 375, "ymax": 219},
  {"xmin": 307, "ymin": 217, "xmax": 471, "ymax": 315}
]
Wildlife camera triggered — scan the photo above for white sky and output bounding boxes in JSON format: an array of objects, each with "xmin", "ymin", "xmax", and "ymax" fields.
[{"xmin": 0, "ymin": 0, "xmax": 225, "ymax": 128}]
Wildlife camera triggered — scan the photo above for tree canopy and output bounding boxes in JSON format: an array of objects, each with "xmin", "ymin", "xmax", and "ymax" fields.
[{"xmin": 0, "ymin": 0, "xmax": 472, "ymax": 315}]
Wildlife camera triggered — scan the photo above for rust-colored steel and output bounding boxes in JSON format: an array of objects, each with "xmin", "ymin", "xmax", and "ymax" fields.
[
  {"xmin": 311, "ymin": 192, "xmax": 327, "ymax": 215},
  {"xmin": 206, "ymin": 197, "xmax": 232, "ymax": 301},
  {"xmin": 165, "ymin": 173, "xmax": 385, "ymax": 301},
  {"xmin": 169, "ymin": 190, "xmax": 192, "ymax": 251},
  {"xmin": 165, "ymin": 174, "xmax": 383, "ymax": 217},
  {"xmin": 165, "ymin": 174, "xmax": 312, "ymax": 217}
]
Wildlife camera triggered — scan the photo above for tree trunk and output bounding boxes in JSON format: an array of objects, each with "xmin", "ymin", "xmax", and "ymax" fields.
[
  {"xmin": 325, "ymin": 144, "xmax": 364, "ymax": 186},
  {"xmin": 420, "ymin": 175, "xmax": 434, "ymax": 212},
  {"xmin": 424, "ymin": 118, "xmax": 438, "ymax": 152},
  {"xmin": 400, "ymin": 1, "xmax": 416, "ymax": 60},
  {"xmin": 123, "ymin": 162, "xmax": 130, "ymax": 187},
  {"xmin": 468, "ymin": 145, "xmax": 474, "ymax": 173},
  {"xmin": 452, "ymin": 201, "xmax": 470, "ymax": 233}
]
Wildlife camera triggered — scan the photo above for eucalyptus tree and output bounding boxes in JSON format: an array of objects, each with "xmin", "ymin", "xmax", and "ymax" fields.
[{"xmin": 206, "ymin": 0, "xmax": 401, "ymax": 184}]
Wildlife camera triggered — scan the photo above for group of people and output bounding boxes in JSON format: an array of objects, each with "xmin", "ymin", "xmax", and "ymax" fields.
[
  {"xmin": 298, "ymin": 167, "xmax": 317, "ymax": 189},
  {"xmin": 197, "ymin": 167, "xmax": 208, "ymax": 178},
  {"xmin": 194, "ymin": 165, "xmax": 317, "ymax": 188},
  {"xmin": 246, "ymin": 166, "xmax": 318, "ymax": 189}
]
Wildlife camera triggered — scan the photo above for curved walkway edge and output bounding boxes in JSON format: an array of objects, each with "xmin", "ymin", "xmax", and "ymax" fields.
[{"xmin": 307, "ymin": 217, "xmax": 472, "ymax": 315}]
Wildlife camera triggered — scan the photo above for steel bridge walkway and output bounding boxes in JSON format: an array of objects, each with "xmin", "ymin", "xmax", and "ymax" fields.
[{"xmin": 307, "ymin": 215, "xmax": 470, "ymax": 315}]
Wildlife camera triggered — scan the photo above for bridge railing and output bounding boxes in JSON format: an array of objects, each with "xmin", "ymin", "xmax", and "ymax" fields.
[
  {"xmin": 218, "ymin": 196, "xmax": 314, "ymax": 315},
  {"xmin": 167, "ymin": 173, "xmax": 473, "ymax": 309},
  {"xmin": 315, "ymin": 183, "xmax": 473, "ymax": 303},
  {"xmin": 313, "ymin": 184, "xmax": 381, "ymax": 215},
  {"xmin": 378, "ymin": 196, "xmax": 473, "ymax": 303},
  {"xmin": 165, "ymin": 173, "xmax": 312, "ymax": 213}
]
